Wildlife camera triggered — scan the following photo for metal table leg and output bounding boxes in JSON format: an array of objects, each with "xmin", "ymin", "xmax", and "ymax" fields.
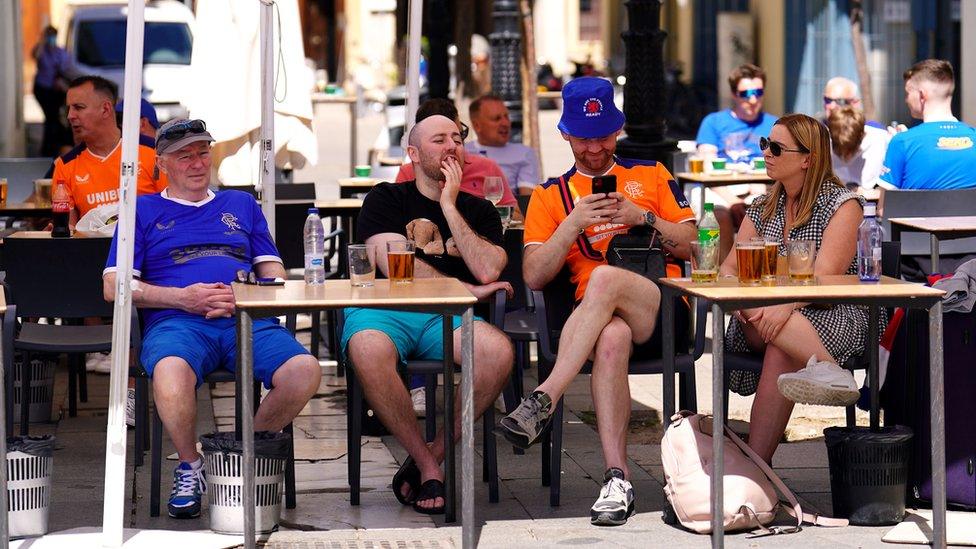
[
  {"xmin": 867, "ymin": 305, "xmax": 880, "ymax": 431},
  {"xmin": 237, "ymin": 311, "xmax": 256, "ymax": 549},
  {"xmin": 928, "ymin": 302, "xmax": 946, "ymax": 548},
  {"xmin": 461, "ymin": 307, "xmax": 475, "ymax": 549},
  {"xmin": 0, "ymin": 312, "xmax": 7, "ymax": 549},
  {"xmin": 931, "ymin": 234, "xmax": 940, "ymax": 274},
  {"xmin": 661, "ymin": 289, "xmax": 675, "ymax": 422},
  {"xmin": 711, "ymin": 303, "xmax": 725, "ymax": 548},
  {"xmin": 349, "ymin": 100, "xmax": 358, "ymax": 177},
  {"xmin": 442, "ymin": 315, "xmax": 456, "ymax": 523}
]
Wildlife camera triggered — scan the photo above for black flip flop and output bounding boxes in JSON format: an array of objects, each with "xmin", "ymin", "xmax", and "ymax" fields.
[
  {"xmin": 392, "ymin": 456, "xmax": 421, "ymax": 506},
  {"xmin": 412, "ymin": 478, "xmax": 446, "ymax": 515}
]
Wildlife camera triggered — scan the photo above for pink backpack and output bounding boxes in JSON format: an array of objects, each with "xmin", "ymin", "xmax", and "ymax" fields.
[{"xmin": 661, "ymin": 411, "xmax": 847, "ymax": 535}]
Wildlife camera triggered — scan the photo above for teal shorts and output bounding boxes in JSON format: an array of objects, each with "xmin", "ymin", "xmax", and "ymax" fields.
[{"xmin": 339, "ymin": 308, "xmax": 482, "ymax": 364}]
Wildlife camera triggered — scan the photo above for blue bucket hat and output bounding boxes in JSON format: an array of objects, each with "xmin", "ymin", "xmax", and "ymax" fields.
[
  {"xmin": 557, "ymin": 77, "xmax": 625, "ymax": 139},
  {"xmin": 115, "ymin": 98, "xmax": 159, "ymax": 129}
]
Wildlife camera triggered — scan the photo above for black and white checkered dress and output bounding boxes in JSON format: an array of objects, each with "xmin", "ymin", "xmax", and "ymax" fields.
[{"xmin": 724, "ymin": 182, "xmax": 886, "ymax": 396}]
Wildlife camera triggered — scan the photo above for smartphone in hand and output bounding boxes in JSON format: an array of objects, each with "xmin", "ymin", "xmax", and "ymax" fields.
[{"xmin": 592, "ymin": 174, "xmax": 617, "ymax": 196}]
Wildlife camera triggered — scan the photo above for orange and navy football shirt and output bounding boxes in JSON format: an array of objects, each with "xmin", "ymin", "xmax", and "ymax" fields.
[
  {"xmin": 523, "ymin": 157, "xmax": 695, "ymax": 301},
  {"xmin": 52, "ymin": 135, "xmax": 168, "ymax": 217}
]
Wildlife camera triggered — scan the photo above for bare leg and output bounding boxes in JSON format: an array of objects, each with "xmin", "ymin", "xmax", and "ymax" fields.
[
  {"xmin": 254, "ymin": 354, "xmax": 321, "ymax": 432},
  {"xmin": 536, "ymin": 266, "xmax": 660, "ymax": 402},
  {"xmin": 346, "ymin": 330, "xmax": 439, "ymax": 499},
  {"xmin": 152, "ymin": 358, "xmax": 200, "ymax": 462},
  {"xmin": 589, "ymin": 317, "xmax": 634, "ymax": 477}
]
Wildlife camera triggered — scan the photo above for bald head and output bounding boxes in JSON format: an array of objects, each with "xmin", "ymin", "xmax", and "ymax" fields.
[
  {"xmin": 408, "ymin": 114, "xmax": 460, "ymax": 148},
  {"xmin": 407, "ymin": 114, "xmax": 464, "ymax": 183},
  {"xmin": 823, "ymin": 77, "xmax": 861, "ymax": 115}
]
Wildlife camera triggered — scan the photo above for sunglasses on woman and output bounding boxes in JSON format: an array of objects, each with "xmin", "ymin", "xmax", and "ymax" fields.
[
  {"xmin": 159, "ymin": 119, "xmax": 208, "ymax": 141},
  {"xmin": 736, "ymin": 88, "xmax": 764, "ymax": 100},
  {"xmin": 759, "ymin": 136, "xmax": 808, "ymax": 157}
]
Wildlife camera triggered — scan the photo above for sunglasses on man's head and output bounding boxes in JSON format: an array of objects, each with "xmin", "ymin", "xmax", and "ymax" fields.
[
  {"xmin": 759, "ymin": 136, "xmax": 808, "ymax": 157},
  {"xmin": 737, "ymin": 88, "xmax": 764, "ymax": 100},
  {"xmin": 459, "ymin": 121, "xmax": 470, "ymax": 142},
  {"xmin": 824, "ymin": 96, "xmax": 854, "ymax": 106},
  {"xmin": 160, "ymin": 119, "xmax": 207, "ymax": 141}
]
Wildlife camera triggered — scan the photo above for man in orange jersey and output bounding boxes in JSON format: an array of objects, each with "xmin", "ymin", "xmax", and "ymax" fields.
[
  {"xmin": 497, "ymin": 77, "xmax": 697, "ymax": 526},
  {"xmin": 52, "ymin": 75, "xmax": 167, "ymax": 226}
]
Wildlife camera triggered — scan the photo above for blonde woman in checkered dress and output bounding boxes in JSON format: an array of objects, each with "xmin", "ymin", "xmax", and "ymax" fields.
[{"xmin": 719, "ymin": 113, "xmax": 873, "ymax": 465}]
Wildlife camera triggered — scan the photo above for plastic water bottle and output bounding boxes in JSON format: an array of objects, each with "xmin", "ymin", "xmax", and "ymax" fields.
[
  {"xmin": 303, "ymin": 208, "xmax": 326, "ymax": 284},
  {"xmin": 857, "ymin": 202, "xmax": 884, "ymax": 282},
  {"xmin": 698, "ymin": 202, "xmax": 720, "ymax": 246}
]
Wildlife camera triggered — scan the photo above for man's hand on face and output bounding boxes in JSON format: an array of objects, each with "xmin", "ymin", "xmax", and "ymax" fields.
[
  {"xmin": 565, "ymin": 193, "xmax": 617, "ymax": 233},
  {"xmin": 439, "ymin": 156, "xmax": 463, "ymax": 209},
  {"xmin": 607, "ymin": 192, "xmax": 644, "ymax": 226},
  {"xmin": 181, "ymin": 282, "xmax": 236, "ymax": 319}
]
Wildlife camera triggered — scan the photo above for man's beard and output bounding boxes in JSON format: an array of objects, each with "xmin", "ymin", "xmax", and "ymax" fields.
[
  {"xmin": 575, "ymin": 150, "xmax": 613, "ymax": 173},
  {"xmin": 418, "ymin": 151, "xmax": 458, "ymax": 182}
]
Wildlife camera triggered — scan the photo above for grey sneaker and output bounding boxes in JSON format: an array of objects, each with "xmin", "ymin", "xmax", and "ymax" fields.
[
  {"xmin": 590, "ymin": 467, "xmax": 635, "ymax": 526},
  {"xmin": 495, "ymin": 391, "xmax": 553, "ymax": 449}
]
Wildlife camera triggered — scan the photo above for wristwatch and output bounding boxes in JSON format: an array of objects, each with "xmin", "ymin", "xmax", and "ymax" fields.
[{"xmin": 643, "ymin": 210, "xmax": 657, "ymax": 227}]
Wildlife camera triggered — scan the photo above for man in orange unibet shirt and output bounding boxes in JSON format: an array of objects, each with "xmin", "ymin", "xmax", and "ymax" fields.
[
  {"xmin": 52, "ymin": 75, "xmax": 167, "ymax": 226},
  {"xmin": 498, "ymin": 77, "xmax": 697, "ymax": 527}
]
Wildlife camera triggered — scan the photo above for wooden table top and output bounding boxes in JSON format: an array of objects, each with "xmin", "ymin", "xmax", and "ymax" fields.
[
  {"xmin": 311, "ymin": 93, "xmax": 357, "ymax": 104},
  {"xmin": 659, "ymin": 274, "xmax": 944, "ymax": 303},
  {"xmin": 888, "ymin": 216, "xmax": 976, "ymax": 234},
  {"xmin": 275, "ymin": 198, "xmax": 364, "ymax": 209},
  {"xmin": 0, "ymin": 202, "xmax": 52, "ymax": 213},
  {"xmin": 337, "ymin": 177, "xmax": 380, "ymax": 188},
  {"xmin": 676, "ymin": 171, "xmax": 773, "ymax": 185},
  {"xmin": 233, "ymin": 277, "xmax": 476, "ymax": 311},
  {"xmin": 6, "ymin": 230, "xmax": 109, "ymax": 239}
]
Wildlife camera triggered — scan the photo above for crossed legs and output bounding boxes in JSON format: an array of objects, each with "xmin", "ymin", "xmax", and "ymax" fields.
[{"xmin": 346, "ymin": 321, "xmax": 513, "ymax": 511}]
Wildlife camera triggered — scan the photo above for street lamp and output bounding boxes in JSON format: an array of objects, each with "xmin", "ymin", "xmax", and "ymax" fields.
[
  {"xmin": 490, "ymin": 0, "xmax": 523, "ymax": 142},
  {"xmin": 616, "ymin": 0, "xmax": 676, "ymax": 167}
]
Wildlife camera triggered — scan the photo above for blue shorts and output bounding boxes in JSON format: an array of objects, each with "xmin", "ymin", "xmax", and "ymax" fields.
[
  {"xmin": 339, "ymin": 308, "xmax": 482, "ymax": 365},
  {"xmin": 141, "ymin": 316, "xmax": 310, "ymax": 389}
]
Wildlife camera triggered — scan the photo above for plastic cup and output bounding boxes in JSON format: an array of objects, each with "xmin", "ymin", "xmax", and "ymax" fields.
[
  {"xmin": 386, "ymin": 240, "xmax": 415, "ymax": 284},
  {"xmin": 347, "ymin": 244, "xmax": 376, "ymax": 287},
  {"xmin": 689, "ymin": 241, "xmax": 718, "ymax": 283},
  {"xmin": 788, "ymin": 240, "xmax": 817, "ymax": 284},
  {"xmin": 711, "ymin": 159, "xmax": 727, "ymax": 171},
  {"xmin": 751, "ymin": 158, "xmax": 766, "ymax": 171},
  {"xmin": 354, "ymin": 165, "xmax": 372, "ymax": 177}
]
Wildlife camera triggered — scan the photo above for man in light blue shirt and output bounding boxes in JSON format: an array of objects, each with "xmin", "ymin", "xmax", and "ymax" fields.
[
  {"xmin": 695, "ymin": 63, "xmax": 778, "ymax": 163},
  {"xmin": 879, "ymin": 59, "xmax": 976, "ymax": 190},
  {"xmin": 466, "ymin": 94, "xmax": 541, "ymax": 196}
]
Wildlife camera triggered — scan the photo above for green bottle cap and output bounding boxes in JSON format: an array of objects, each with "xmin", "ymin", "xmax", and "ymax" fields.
[{"xmin": 704, "ymin": 203, "xmax": 714, "ymax": 212}]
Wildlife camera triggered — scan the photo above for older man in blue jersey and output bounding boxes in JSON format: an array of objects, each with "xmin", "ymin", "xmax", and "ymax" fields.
[{"xmin": 102, "ymin": 118, "xmax": 321, "ymax": 520}]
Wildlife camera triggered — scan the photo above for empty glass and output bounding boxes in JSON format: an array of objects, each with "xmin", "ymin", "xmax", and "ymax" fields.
[
  {"xmin": 347, "ymin": 244, "xmax": 376, "ymax": 287},
  {"xmin": 788, "ymin": 240, "xmax": 817, "ymax": 283}
]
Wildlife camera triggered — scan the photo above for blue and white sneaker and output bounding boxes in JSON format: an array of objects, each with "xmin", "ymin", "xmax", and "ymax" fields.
[{"xmin": 168, "ymin": 461, "xmax": 207, "ymax": 519}]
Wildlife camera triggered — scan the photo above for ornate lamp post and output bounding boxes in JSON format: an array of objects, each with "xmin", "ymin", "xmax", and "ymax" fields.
[
  {"xmin": 490, "ymin": 0, "xmax": 523, "ymax": 142},
  {"xmin": 616, "ymin": 0, "xmax": 676, "ymax": 166}
]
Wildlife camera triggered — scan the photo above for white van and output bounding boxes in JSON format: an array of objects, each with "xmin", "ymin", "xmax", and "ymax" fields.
[{"xmin": 62, "ymin": 0, "xmax": 194, "ymax": 123}]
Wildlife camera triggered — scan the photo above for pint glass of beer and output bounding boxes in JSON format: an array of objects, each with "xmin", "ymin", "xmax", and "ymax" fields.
[
  {"xmin": 736, "ymin": 242, "xmax": 763, "ymax": 285},
  {"xmin": 788, "ymin": 240, "xmax": 816, "ymax": 283},
  {"xmin": 387, "ymin": 240, "xmax": 415, "ymax": 284}
]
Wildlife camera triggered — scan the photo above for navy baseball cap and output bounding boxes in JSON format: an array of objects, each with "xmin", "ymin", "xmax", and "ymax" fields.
[
  {"xmin": 557, "ymin": 77, "xmax": 625, "ymax": 138},
  {"xmin": 115, "ymin": 98, "xmax": 159, "ymax": 129}
]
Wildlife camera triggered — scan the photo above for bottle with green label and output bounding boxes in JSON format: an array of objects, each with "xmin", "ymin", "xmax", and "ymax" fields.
[{"xmin": 698, "ymin": 203, "xmax": 720, "ymax": 246}]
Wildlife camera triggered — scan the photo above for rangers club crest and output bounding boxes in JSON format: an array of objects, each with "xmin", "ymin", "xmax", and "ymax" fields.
[
  {"xmin": 583, "ymin": 98, "xmax": 603, "ymax": 117},
  {"xmin": 221, "ymin": 212, "xmax": 241, "ymax": 232}
]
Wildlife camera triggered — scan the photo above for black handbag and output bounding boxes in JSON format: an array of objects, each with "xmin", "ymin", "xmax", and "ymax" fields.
[{"xmin": 606, "ymin": 226, "xmax": 667, "ymax": 282}]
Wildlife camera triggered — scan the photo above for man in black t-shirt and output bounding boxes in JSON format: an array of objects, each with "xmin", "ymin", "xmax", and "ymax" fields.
[{"xmin": 340, "ymin": 115, "xmax": 514, "ymax": 515}]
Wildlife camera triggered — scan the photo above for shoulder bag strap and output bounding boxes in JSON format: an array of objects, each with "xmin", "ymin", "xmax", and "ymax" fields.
[
  {"xmin": 722, "ymin": 425, "xmax": 848, "ymax": 531},
  {"xmin": 555, "ymin": 175, "xmax": 604, "ymax": 262}
]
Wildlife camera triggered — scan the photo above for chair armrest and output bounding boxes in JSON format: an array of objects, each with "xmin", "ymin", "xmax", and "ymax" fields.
[
  {"xmin": 490, "ymin": 289, "xmax": 507, "ymax": 330},
  {"xmin": 692, "ymin": 297, "xmax": 712, "ymax": 360},
  {"xmin": 532, "ymin": 289, "xmax": 558, "ymax": 365},
  {"xmin": 324, "ymin": 227, "xmax": 345, "ymax": 261}
]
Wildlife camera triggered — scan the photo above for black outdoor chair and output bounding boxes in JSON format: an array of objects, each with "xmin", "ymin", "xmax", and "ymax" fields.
[
  {"xmin": 533, "ymin": 267, "xmax": 702, "ymax": 506},
  {"xmin": 339, "ymin": 291, "xmax": 507, "ymax": 512},
  {"xmin": 3, "ymin": 235, "xmax": 114, "ymax": 433},
  {"xmin": 717, "ymin": 240, "xmax": 902, "ymax": 424}
]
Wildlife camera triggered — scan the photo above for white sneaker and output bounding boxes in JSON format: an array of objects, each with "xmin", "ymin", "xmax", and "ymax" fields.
[
  {"xmin": 410, "ymin": 387, "xmax": 426, "ymax": 418},
  {"xmin": 86, "ymin": 352, "xmax": 113, "ymax": 374},
  {"xmin": 590, "ymin": 467, "xmax": 636, "ymax": 526},
  {"xmin": 777, "ymin": 355, "xmax": 859, "ymax": 406},
  {"xmin": 126, "ymin": 387, "xmax": 136, "ymax": 427}
]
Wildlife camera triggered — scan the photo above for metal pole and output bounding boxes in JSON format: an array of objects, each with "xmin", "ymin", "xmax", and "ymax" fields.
[
  {"xmin": 443, "ymin": 314, "xmax": 455, "ymax": 522},
  {"xmin": 404, "ymin": 0, "xmax": 424, "ymax": 149},
  {"xmin": 661, "ymin": 291, "xmax": 675, "ymax": 421},
  {"xmin": 461, "ymin": 307, "xmax": 475, "ymax": 548},
  {"xmin": 711, "ymin": 303, "xmax": 725, "ymax": 549},
  {"xmin": 349, "ymin": 96, "xmax": 358, "ymax": 175},
  {"xmin": 260, "ymin": 0, "xmax": 276, "ymax": 238},
  {"xmin": 0, "ymin": 309, "xmax": 8, "ymax": 549},
  {"xmin": 238, "ymin": 311, "xmax": 256, "ymax": 549},
  {"xmin": 931, "ymin": 234, "xmax": 940, "ymax": 274},
  {"xmin": 101, "ymin": 1, "xmax": 144, "ymax": 546},
  {"xmin": 929, "ymin": 301, "xmax": 946, "ymax": 548}
]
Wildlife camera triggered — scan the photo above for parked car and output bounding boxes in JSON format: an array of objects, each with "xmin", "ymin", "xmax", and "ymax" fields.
[{"xmin": 61, "ymin": 0, "xmax": 194, "ymax": 123}]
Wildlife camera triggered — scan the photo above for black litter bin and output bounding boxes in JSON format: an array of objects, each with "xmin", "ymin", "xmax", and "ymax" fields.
[
  {"xmin": 824, "ymin": 425, "xmax": 913, "ymax": 525},
  {"xmin": 200, "ymin": 431, "xmax": 291, "ymax": 534}
]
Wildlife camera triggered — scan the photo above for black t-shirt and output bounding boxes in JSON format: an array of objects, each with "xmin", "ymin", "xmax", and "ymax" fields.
[{"xmin": 357, "ymin": 181, "xmax": 503, "ymax": 284}]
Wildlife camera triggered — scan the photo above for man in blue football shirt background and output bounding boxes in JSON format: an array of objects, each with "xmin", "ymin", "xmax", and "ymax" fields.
[
  {"xmin": 879, "ymin": 59, "xmax": 976, "ymax": 190},
  {"xmin": 102, "ymin": 118, "xmax": 321, "ymax": 519}
]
